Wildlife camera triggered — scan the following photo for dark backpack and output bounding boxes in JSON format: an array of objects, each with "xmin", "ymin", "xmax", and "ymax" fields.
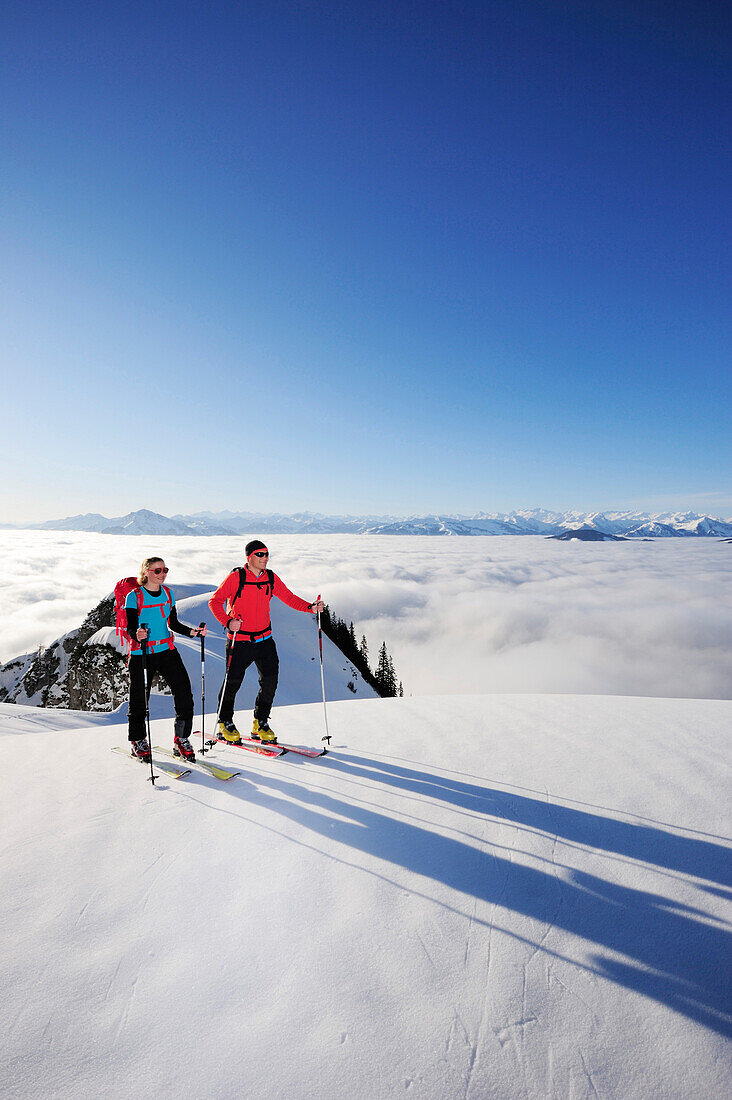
[{"xmin": 232, "ymin": 567, "xmax": 275, "ymax": 604}]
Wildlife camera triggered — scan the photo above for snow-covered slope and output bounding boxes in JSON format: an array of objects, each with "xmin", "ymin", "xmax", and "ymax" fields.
[
  {"xmin": 91, "ymin": 588, "xmax": 379, "ymax": 710},
  {"xmin": 1, "ymin": 693, "xmax": 729, "ymax": 1099},
  {"xmin": 1, "ymin": 586, "xmax": 378, "ymax": 710}
]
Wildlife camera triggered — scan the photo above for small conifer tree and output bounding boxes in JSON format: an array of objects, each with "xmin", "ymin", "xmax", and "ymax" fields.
[{"xmin": 319, "ymin": 607, "xmax": 402, "ymax": 698}]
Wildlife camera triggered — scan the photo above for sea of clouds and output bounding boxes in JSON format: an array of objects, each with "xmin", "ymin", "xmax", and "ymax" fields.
[{"xmin": 1, "ymin": 532, "xmax": 730, "ymax": 700}]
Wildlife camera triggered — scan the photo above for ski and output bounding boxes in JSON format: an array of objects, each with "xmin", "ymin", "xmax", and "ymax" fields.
[
  {"xmin": 154, "ymin": 745, "xmax": 240, "ymax": 781},
  {"xmin": 214, "ymin": 737, "xmax": 286, "ymax": 758},
  {"xmin": 111, "ymin": 746, "xmax": 192, "ymax": 779},
  {"xmin": 238, "ymin": 736, "xmax": 327, "ymax": 758}
]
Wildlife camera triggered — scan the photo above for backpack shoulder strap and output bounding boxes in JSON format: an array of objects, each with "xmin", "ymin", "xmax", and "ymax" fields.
[
  {"xmin": 232, "ymin": 567, "xmax": 246, "ymax": 606},
  {"xmin": 232, "ymin": 567, "xmax": 274, "ymax": 605}
]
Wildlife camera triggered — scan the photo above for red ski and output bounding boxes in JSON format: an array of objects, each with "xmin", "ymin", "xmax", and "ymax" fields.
[
  {"xmin": 216, "ymin": 737, "xmax": 286, "ymax": 758},
  {"xmin": 238, "ymin": 736, "xmax": 327, "ymax": 758}
]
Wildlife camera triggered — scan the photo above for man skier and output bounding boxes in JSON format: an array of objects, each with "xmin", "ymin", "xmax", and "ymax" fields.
[{"xmin": 209, "ymin": 540, "xmax": 324, "ymax": 743}]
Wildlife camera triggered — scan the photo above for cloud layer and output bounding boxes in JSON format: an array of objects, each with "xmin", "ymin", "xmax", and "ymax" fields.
[{"xmin": 1, "ymin": 533, "xmax": 730, "ymax": 700}]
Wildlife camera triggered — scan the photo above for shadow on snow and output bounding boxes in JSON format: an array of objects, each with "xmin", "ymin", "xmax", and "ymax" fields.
[{"xmin": 238, "ymin": 751, "xmax": 731, "ymax": 1036}]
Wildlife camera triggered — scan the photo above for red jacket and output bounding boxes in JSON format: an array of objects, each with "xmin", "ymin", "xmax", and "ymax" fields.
[{"xmin": 209, "ymin": 567, "xmax": 312, "ymax": 639}]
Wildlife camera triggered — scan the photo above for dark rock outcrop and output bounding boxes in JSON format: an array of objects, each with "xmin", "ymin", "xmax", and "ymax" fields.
[
  {"xmin": 548, "ymin": 529, "xmax": 628, "ymax": 543},
  {"xmin": 0, "ymin": 594, "xmax": 128, "ymax": 710}
]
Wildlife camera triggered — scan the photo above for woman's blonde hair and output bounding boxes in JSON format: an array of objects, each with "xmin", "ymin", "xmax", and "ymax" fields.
[{"xmin": 138, "ymin": 557, "xmax": 165, "ymax": 586}]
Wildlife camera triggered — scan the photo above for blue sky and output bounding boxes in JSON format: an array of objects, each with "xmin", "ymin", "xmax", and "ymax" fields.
[{"xmin": 2, "ymin": 0, "xmax": 730, "ymax": 522}]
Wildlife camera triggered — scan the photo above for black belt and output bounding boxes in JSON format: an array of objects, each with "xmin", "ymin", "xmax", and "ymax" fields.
[{"xmin": 230, "ymin": 623, "xmax": 272, "ymax": 643}]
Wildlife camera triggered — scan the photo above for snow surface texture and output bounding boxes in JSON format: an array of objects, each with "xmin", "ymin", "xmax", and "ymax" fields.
[
  {"xmin": 1, "ymin": 693, "xmax": 730, "ymax": 1099},
  {"xmin": 1, "ymin": 533, "xmax": 731, "ymax": 700}
]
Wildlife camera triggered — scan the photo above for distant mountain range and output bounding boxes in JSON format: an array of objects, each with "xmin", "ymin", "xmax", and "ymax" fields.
[{"xmin": 4, "ymin": 507, "xmax": 732, "ymax": 538}]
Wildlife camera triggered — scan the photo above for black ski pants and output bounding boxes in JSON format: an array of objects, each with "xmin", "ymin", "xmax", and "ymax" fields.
[
  {"xmin": 218, "ymin": 637, "xmax": 279, "ymax": 726},
  {"xmin": 127, "ymin": 647, "xmax": 194, "ymax": 742}
]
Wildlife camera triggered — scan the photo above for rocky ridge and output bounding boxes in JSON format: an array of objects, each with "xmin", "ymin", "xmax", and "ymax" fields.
[{"xmin": 0, "ymin": 596, "xmax": 128, "ymax": 711}]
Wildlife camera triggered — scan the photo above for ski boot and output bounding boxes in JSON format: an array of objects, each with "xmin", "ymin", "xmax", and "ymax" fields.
[
  {"xmin": 252, "ymin": 717, "xmax": 277, "ymax": 744},
  {"xmin": 173, "ymin": 718, "xmax": 196, "ymax": 762},
  {"xmin": 217, "ymin": 720, "xmax": 242, "ymax": 744},
  {"xmin": 173, "ymin": 733, "xmax": 196, "ymax": 763},
  {"xmin": 130, "ymin": 738, "xmax": 151, "ymax": 763}
]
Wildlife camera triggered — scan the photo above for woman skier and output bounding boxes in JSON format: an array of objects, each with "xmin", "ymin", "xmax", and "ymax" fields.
[{"xmin": 126, "ymin": 556, "xmax": 206, "ymax": 763}]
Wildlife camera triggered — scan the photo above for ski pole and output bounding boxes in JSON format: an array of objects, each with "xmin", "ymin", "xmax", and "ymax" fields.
[
  {"xmin": 141, "ymin": 636, "xmax": 157, "ymax": 785},
  {"xmin": 316, "ymin": 596, "xmax": 331, "ymax": 746},
  {"xmin": 210, "ymin": 631, "xmax": 236, "ymax": 747},
  {"xmin": 198, "ymin": 622, "xmax": 207, "ymax": 755}
]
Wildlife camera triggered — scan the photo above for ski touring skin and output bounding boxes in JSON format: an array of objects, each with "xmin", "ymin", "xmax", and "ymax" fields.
[
  {"xmin": 112, "ymin": 746, "xmax": 192, "ymax": 780},
  {"xmin": 236, "ymin": 736, "xmax": 327, "ymax": 758},
  {"xmin": 154, "ymin": 745, "xmax": 241, "ymax": 782}
]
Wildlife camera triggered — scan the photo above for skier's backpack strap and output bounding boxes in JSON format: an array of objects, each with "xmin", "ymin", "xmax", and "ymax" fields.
[
  {"xmin": 232, "ymin": 567, "xmax": 246, "ymax": 608},
  {"xmin": 139, "ymin": 583, "xmax": 171, "ymax": 619},
  {"xmin": 137, "ymin": 583, "xmax": 173, "ymax": 647}
]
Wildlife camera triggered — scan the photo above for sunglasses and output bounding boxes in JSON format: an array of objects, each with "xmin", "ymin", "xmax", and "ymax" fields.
[
  {"xmin": 253, "ymin": 551, "xmax": 269, "ymax": 558},
  {"xmin": 151, "ymin": 567, "xmax": 169, "ymax": 575}
]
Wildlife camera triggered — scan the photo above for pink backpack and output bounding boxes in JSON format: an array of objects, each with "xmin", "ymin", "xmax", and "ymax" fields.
[
  {"xmin": 114, "ymin": 577, "xmax": 143, "ymax": 650},
  {"xmin": 114, "ymin": 577, "xmax": 173, "ymax": 651}
]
